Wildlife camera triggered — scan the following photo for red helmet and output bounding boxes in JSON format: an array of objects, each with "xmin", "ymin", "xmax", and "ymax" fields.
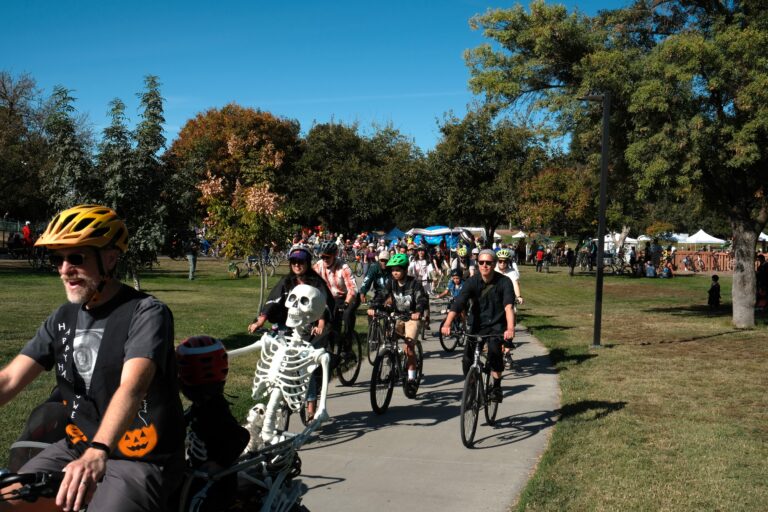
[{"xmin": 176, "ymin": 336, "xmax": 229, "ymax": 386}]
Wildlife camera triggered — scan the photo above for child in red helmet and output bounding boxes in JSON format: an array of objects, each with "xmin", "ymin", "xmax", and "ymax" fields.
[{"xmin": 176, "ymin": 336, "xmax": 249, "ymax": 511}]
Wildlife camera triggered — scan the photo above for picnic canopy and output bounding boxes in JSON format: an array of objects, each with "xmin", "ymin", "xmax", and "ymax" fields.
[
  {"xmin": 407, "ymin": 226, "xmax": 460, "ymax": 248},
  {"xmin": 683, "ymin": 229, "xmax": 726, "ymax": 245},
  {"xmin": 384, "ymin": 227, "xmax": 406, "ymax": 241},
  {"xmin": 511, "ymin": 231, "xmax": 527, "ymax": 238},
  {"xmin": 759, "ymin": 232, "xmax": 768, "ymax": 242}
]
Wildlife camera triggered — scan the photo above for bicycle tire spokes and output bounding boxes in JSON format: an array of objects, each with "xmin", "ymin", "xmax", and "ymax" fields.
[
  {"xmin": 370, "ymin": 350, "xmax": 396, "ymax": 414},
  {"xmin": 460, "ymin": 369, "xmax": 481, "ymax": 447}
]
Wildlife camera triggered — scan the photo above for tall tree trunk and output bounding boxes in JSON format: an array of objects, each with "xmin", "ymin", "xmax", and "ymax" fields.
[{"xmin": 730, "ymin": 222, "xmax": 756, "ymax": 328}]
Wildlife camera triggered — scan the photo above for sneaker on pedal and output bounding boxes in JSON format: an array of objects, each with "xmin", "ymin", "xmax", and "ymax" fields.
[
  {"xmin": 504, "ymin": 352, "xmax": 513, "ymax": 369},
  {"xmin": 405, "ymin": 379, "xmax": 418, "ymax": 399},
  {"xmin": 490, "ymin": 387, "xmax": 503, "ymax": 403}
]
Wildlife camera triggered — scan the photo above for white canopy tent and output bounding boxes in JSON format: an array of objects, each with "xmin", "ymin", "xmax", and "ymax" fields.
[
  {"xmin": 683, "ymin": 229, "xmax": 726, "ymax": 245},
  {"xmin": 759, "ymin": 232, "xmax": 768, "ymax": 242},
  {"xmin": 511, "ymin": 231, "xmax": 527, "ymax": 238}
]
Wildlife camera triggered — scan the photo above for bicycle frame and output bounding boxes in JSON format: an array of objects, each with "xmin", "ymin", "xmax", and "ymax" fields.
[{"xmin": 460, "ymin": 334, "xmax": 501, "ymax": 448}]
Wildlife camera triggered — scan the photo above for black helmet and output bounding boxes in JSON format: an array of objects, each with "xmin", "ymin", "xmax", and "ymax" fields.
[{"xmin": 319, "ymin": 241, "xmax": 337, "ymax": 255}]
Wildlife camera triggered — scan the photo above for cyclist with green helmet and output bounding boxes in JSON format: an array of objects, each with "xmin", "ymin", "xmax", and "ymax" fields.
[
  {"xmin": 368, "ymin": 253, "xmax": 428, "ymax": 395},
  {"xmin": 452, "ymin": 246, "xmax": 473, "ymax": 280},
  {"xmin": 495, "ymin": 248, "xmax": 523, "ymax": 306}
]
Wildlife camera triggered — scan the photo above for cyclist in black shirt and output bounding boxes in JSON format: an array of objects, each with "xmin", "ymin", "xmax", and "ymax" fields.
[{"xmin": 441, "ymin": 249, "xmax": 515, "ymax": 402}]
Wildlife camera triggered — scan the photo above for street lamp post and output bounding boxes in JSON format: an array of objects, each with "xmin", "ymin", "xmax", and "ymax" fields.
[{"xmin": 580, "ymin": 93, "xmax": 611, "ymax": 349}]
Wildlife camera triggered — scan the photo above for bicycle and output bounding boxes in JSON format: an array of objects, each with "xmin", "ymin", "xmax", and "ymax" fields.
[
  {"xmin": 365, "ymin": 307, "xmax": 392, "ymax": 365},
  {"xmin": 0, "ymin": 439, "xmax": 313, "ymax": 511},
  {"xmin": 326, "ymin": 305, "xmax": 363, "ymax": 386},
  {"xmin": 369, "ymin": 311, "xmax": 424, "ymax": 414},
  {"xmin": 460, "ymin": 334, "xmax": 504, "ymax": 448},
  {"xmin": 437, "ymin": 300, "xmax": 466, "ymax": 352}
]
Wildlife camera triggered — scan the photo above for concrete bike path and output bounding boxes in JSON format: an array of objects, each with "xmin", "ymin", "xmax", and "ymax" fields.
[{"xmin": 299, "ymin": 305, "xmax": 560, "ymax": 512}]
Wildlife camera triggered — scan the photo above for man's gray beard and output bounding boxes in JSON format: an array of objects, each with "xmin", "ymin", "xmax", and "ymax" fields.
[{"xmin": 62, "ymin": 276, "xmax": 99, "ymax": 304}]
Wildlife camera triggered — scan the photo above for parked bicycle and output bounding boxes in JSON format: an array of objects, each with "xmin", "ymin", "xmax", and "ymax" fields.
[
  {"xmin": 369, "ymin": 311, "xmax": 424, "ymax": 414},
  {"xmin": 460, "ymin": 334, "xmax": 503, "ymax": 448}
]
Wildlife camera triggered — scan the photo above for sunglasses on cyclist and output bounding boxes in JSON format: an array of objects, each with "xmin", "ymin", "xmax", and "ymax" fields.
[
  {"xmin": 320, "ymin": 254, "xmax": 334, "ymax": 260},
  {"xmin": 477, "ymin": 260, "xmax": 495, "ymax": 267},
  {"xmin": 50, "ymin": 253, "xmax": 87, "ymax": 267},
  {"xmin": 289, "ymin": 259, "xmax": 307, "ymax": 265}
]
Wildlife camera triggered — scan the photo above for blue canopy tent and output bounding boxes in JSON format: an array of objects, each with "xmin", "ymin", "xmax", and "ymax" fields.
[
  {"xmin": 408, "ymin": 226, "xmax": 461, "ymax": 249},
  {"xmin": 384, "ymin": 227, "xmax": 406, "ymax": 241}
]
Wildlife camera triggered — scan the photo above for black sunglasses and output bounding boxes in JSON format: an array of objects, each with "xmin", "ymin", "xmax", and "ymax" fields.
[
  {"xmin": 289, "ymin": 259, "xmax": 307, "ymax": 265},
  {"xmin": 320, "ymin": 255, "xmax": 334, "ymax": 260},
  {"xmin": 50, "ymin": 253, "xmax": 87, "ymax": 267},
  {"xmin": 477, "ymin": 260, "xmax": 495, "ymax": 266}
]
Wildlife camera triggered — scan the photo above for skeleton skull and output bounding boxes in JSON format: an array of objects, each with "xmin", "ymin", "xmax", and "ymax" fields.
[{"xmin": 285, "ymin": 284, "xmax": 324, "ymax": 328}]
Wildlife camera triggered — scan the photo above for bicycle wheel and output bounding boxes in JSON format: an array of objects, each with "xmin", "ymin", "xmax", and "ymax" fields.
[
  {"xmin": 337, "ymin": 332, "xmax": 363, "ymax": 386},
  {"xmin": 483, "ymin": 369, "xmax": 498, "ymax": 426},
  {"xmin": 438, "ymin": 319, "xmax": 460, "ymax": 352},
  {"xmin": 402, "ymin": 338, "xmax": 424, "ymax": 399},
  {"xmin": 460, "ymin": 368, "xmax": 482, "ymax": 448},
  {"xmin": 370, "ymin": 349, "xmax": 396, "ymax": 414},
  {"xmin": 367, "ymin": 320, "xmax": 381, "ymax": 365}
]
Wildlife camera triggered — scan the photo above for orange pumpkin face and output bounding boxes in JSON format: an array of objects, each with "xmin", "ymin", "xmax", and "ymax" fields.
[
  {"xmin": 117, "ymin": 423, "xmax": 158, "ymax": 458},
  {"xmin": 65, "ymin": 424, "xmax": 88, "ymax": 445}
]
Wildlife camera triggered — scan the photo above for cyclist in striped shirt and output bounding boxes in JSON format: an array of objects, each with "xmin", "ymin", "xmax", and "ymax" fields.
[{"xmin": 314, "ymin": 241, "xmax": 359, "ymax": 361}]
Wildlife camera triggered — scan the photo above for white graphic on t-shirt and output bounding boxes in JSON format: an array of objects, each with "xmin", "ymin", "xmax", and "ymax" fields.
[
  {"xmin": 72, "ymin": 328, "xmax": 103, "ymax": 391},
  {"xmin": 393, "ymin": 290, "xmax": 412, "ymax": 312}
]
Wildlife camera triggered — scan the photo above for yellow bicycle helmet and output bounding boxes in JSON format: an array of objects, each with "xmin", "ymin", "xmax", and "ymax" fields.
[
  {"xmin": 36, "ymin": 204, "xmax": 128, "ymax": 252},
  {"xmin": 457, "ymin": 246, "xmax": 468, "ymax": 257},
  {"xmin": 497, "ymin": 248, "xmax": 511, "ymax": 260}
]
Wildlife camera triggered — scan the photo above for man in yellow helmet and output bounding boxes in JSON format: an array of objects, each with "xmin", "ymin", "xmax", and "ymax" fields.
[{"xmin": 0, "ymin": 205, "xmax": 184, "ymax": 512}]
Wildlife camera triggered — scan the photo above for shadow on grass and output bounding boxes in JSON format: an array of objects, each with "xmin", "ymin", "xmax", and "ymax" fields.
[
  {"xmin": 559, "ymin": 400, "xmax": 627, "ymax": 421},
  {"xmin": 222, "ymin": 333, "xmax": 256, "ymax": 350},
  {"xmin": 548, "ymin": 348, "xmax": 597, "ymax": 367},
  {"xmin": 639, "ymin": 330, "xmax": 738, "ymax": 345},
  {"xmin": 529, "ymin": 324, "xmax": 574, "ymax": 333},
  {"xmin": 644, "ymin": 304, "xmax": 733, "ymax": 318}
]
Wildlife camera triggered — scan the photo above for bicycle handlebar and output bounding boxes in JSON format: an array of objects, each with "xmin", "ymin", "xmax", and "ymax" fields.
[{"xmin": 0, "ymin": 471, "xmax": 64, "ymax": 502}]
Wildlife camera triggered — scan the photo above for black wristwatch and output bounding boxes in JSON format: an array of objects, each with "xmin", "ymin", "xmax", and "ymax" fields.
[{"xmin": 89, "ymin": 441, "xmax": 111, "ymax": 455}]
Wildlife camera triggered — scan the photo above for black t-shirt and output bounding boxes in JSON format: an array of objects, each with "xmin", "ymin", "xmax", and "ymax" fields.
[{"xmin": 450, "ymin": 271, "xmax": 515, "ymax": 334}]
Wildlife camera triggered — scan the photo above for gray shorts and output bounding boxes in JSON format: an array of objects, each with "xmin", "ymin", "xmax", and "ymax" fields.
[{"xmin": 19, "ymin": 439, "xmax": 184, "ymax": 512}]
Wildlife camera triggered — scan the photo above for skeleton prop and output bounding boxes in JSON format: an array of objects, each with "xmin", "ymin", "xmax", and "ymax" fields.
[{"xmin": 229, "ymin": 284, "xmax": 330, "ymax": 448}]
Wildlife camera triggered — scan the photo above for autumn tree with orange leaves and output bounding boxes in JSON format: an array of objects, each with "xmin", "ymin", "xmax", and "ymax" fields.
[{"xmin": 166, "ymin": 103, "xmax": 302, "ymax": 258}]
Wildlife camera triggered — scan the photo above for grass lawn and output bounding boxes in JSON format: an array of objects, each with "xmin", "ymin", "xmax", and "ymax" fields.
[{"xmin": 514, "ymin": 264, "xmax": 768, "ymax": 511}]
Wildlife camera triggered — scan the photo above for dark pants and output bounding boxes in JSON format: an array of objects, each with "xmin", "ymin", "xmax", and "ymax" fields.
[{"xmin": 462, "ymin": 332, "xmax": 504, "ymax": 376}]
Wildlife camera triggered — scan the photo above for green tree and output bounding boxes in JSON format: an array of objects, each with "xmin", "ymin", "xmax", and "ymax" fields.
[
  {"xmin": 431, "ymin": 106, "xmax": 544, "ymax": 240},
  {"xmin": 98, "ymin": 99, "xmax": 133, "ymax": 209},
  {"xmin": 168, "ymin": 103, "xmax": 301, "ymax": 257},
  {"xmin": 0, "ymin": 72, "xmax": 52, "ymax": 220},
  {"xmin": 466, "ymin": 0, "xmax": 768, "ymax": 327},
  {"xmin": 293, "ymin": 122, "xmax": 366, "ymax": 232},
  {"xmin": 95, "ymin": 76, "xmax": 169, "ymax": 290},
  {"xmin": 43, "ymin": 86, "xmax": 97, "ymax": 210}
]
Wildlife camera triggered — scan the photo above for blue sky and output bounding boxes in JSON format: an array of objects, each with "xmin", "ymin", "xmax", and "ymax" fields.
[{"xmin": 2, "ymin": 0, "xmax": 627, "ymax": 152}]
